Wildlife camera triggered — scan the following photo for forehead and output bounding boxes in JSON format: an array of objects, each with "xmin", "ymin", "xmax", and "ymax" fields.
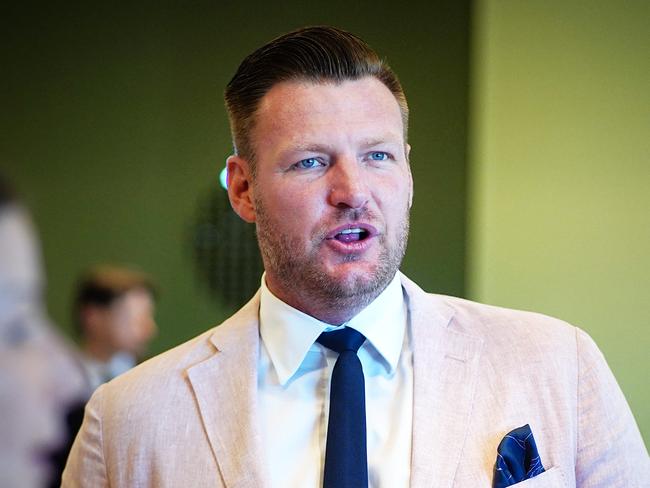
[
  {"xmin": 252, "ymin": 77, "xmax": 404, "ymax": 153},
  {"xmin": 112, "ymin": 288, "xmax": 154, "ymax": 310}
]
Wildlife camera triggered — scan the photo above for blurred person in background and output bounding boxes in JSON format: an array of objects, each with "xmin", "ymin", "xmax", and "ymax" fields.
[
  {"xmin": 74, "ymin": 265, "xmax": 157, "ymax": 391},
  {"xmin": 0, "ymin": 173, "xmax": 88, "ymax": 487}
]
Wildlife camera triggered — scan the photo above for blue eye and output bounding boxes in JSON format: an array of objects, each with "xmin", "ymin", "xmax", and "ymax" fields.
[
  {"xmin": 370, "ymin": 152, "xmax": 389, "ymax": 161},
  {"xmin": 295, "ymin": 158, "xmax": 321, "ymax": 169}
]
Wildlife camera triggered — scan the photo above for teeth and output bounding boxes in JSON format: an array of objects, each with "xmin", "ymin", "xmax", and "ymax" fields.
[{"xmin": 340, "ymin": 228, "xmax": 363, "ymax": 235}]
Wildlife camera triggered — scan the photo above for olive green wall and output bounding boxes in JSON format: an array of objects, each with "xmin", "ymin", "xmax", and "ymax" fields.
[
  {"xmin": 469, "ymin": 1, "xmax": 649, "ymax": 442},
  {"xmin": 1, "ymin": 2, "xmax": 470, "ymax": 353},
  {"xmin": 3, "ymin": 0, "xmax": 647, "ymax": 449}
]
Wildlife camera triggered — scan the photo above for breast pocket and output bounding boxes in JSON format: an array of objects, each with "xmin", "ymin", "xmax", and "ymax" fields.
[{"xmin": 507, "ymin": 467, "xmax": 568, "ymax": 487}]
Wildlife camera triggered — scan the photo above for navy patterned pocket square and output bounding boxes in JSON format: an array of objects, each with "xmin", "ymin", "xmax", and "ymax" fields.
[{"xmin": 493, "ymin": 424, "xmax": 545, "ymax": 488}]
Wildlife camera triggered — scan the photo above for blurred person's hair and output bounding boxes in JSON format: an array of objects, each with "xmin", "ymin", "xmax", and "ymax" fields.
[
  {"xmin": 74, "ymin": 265, "xmax": 156, "ymax": 336},
  {"xmin": 224, "ymin": 25, "xmax": 409, "ymax": 176}
]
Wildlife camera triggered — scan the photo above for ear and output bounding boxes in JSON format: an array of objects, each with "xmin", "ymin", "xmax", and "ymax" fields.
[
  {"xmin": 226, "ymin": 155, "xmax": 256, "ymax": 223},
  {"xmin": 405, "ymin": 144, "xmax": 414, "ymax": 208}
]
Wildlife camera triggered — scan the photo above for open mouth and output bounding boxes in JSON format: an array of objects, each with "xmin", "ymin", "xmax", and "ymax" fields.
[
  {"xmin": 331, "ymin": 227, "xmax": 370, "ymax": 243},
  {"xmin": 325, "ymin": 223, "xmax": 377, "ymax": 246}
]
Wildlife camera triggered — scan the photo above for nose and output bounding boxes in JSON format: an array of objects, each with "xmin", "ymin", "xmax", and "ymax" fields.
[{"xmin": 327, "ymin": 157, "xmax": 370, "ymax": 210}]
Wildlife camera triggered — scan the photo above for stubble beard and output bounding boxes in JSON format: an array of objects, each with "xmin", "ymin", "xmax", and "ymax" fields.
[{"xmin": 254, "ymin": 200, "xmax": 410, "ymax": 321}]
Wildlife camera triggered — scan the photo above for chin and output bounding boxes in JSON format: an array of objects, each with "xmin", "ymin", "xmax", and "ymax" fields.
[{"xmin": 323, "ymin": 262, "xmax": 393, "ymax": 299}]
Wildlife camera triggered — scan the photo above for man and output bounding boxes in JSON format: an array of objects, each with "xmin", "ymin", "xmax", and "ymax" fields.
[
  {"xmin": 63, "ymin": 26, "xmax": 648, "ymax": 487},
  {"xmin": 74, "ymin": 265, "xmax": 157, "ymax": 391}
]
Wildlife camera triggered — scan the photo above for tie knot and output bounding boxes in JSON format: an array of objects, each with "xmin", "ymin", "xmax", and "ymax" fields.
[{"xmin": 317, "ymin": 327, "xmax": 366, "ymax": 354}]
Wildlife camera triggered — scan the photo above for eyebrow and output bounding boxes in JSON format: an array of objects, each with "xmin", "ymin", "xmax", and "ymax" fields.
[
  {"xmin": 283, "ymin": 134, "xmax": 403, "ymax": 155},
  {"xmin": 285, "ymin": 143, "xmax": 335, "ymax": 154},
  {"xmin": 359, "ymin": 136, "xmax": 402, "ymax": 148}
]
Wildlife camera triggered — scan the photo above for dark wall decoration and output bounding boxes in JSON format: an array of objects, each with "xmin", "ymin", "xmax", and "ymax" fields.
[{"xmin": 193, "ymin": 187, "xmax": 264, "ymax": 308}]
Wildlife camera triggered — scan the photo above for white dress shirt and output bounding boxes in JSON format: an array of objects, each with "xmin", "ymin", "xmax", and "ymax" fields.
[{"xmin": 258, "ymin": 272, "xmax": 412, "ymax": 488}]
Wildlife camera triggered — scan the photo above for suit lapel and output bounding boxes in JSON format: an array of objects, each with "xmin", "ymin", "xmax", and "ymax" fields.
[
  {"xmin": 185, "ymin": 278, "xmax": 483, "ymax": 488},
  {"xmin": 402, "ymin": 277, "xmax": 484, "ymax": 488},
  {"xmin": 186, "ymin": 295, "xmax": 270, "ymax": 488}
]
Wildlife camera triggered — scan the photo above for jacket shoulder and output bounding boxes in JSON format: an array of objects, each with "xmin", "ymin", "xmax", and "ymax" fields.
[
  {"xmin": 440, "ymin": 294, "xmax": 576, "ymax": 339},
  {"xmin": 401, "ymin": 272, "xmax": 579, "ymax": 346}
]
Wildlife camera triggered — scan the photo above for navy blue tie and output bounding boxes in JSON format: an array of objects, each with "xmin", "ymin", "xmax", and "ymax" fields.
[{"xmin": 317, "ymin": 327, "xmax": 368, "ymax": 488}]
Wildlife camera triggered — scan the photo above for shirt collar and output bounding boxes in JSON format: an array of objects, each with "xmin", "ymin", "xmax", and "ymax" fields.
[{"xmin": 259, "ymin": 272, "xmax": 406, "ymax": 385}]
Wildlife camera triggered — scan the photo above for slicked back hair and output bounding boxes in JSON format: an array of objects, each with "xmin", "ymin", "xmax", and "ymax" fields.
[{"xmin": 224, "ymin": 26, "xmax": 409, "ymax": 175}]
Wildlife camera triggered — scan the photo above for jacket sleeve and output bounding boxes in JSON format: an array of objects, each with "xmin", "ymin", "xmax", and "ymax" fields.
[
  {"xmin": 61, "ymin": 384, "xmax": 109, "ymax": 487},
  {"xmin": 575, "ymin": 328, "xmax": 650, "ymax": 487}
]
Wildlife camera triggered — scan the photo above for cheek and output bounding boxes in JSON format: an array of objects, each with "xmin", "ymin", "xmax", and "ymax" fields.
[
  {"xmin": 110, "ymin": 320, "xmax": 135, "ymax": 345},
  {"xmin": 375, "ymin": 174, "xmax": 410, "ymax": 207},
  {"xmin": 136, "ymin": 317, "xmax": 156, "ymax": 341},
  {"xmin": 259, "ymin": 185, "xmax": 320, "ymax": 227},
  {"xmin": 376, "ymin": 180, "xmax": 411, "ymax": 227}
]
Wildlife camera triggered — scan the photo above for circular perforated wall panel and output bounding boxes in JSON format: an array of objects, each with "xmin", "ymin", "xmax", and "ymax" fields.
[{"xmin": 192, "ymin": 186, "xmax": 264, "ymax": 307}]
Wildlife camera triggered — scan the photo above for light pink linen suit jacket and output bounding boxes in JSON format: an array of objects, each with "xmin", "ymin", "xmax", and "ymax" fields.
[{"xmin": 62, "ymin": 274, "xmax": 649, "ymax": 487}]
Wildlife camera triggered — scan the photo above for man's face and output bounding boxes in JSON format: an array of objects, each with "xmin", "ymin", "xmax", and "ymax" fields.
[
  {"xmin": 229, "ymin": 77, "xmax": 413, "ymax": 321},
  {"xmin": 91, "ymin": 288, "xmax": 157, "ymax": 357}
]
